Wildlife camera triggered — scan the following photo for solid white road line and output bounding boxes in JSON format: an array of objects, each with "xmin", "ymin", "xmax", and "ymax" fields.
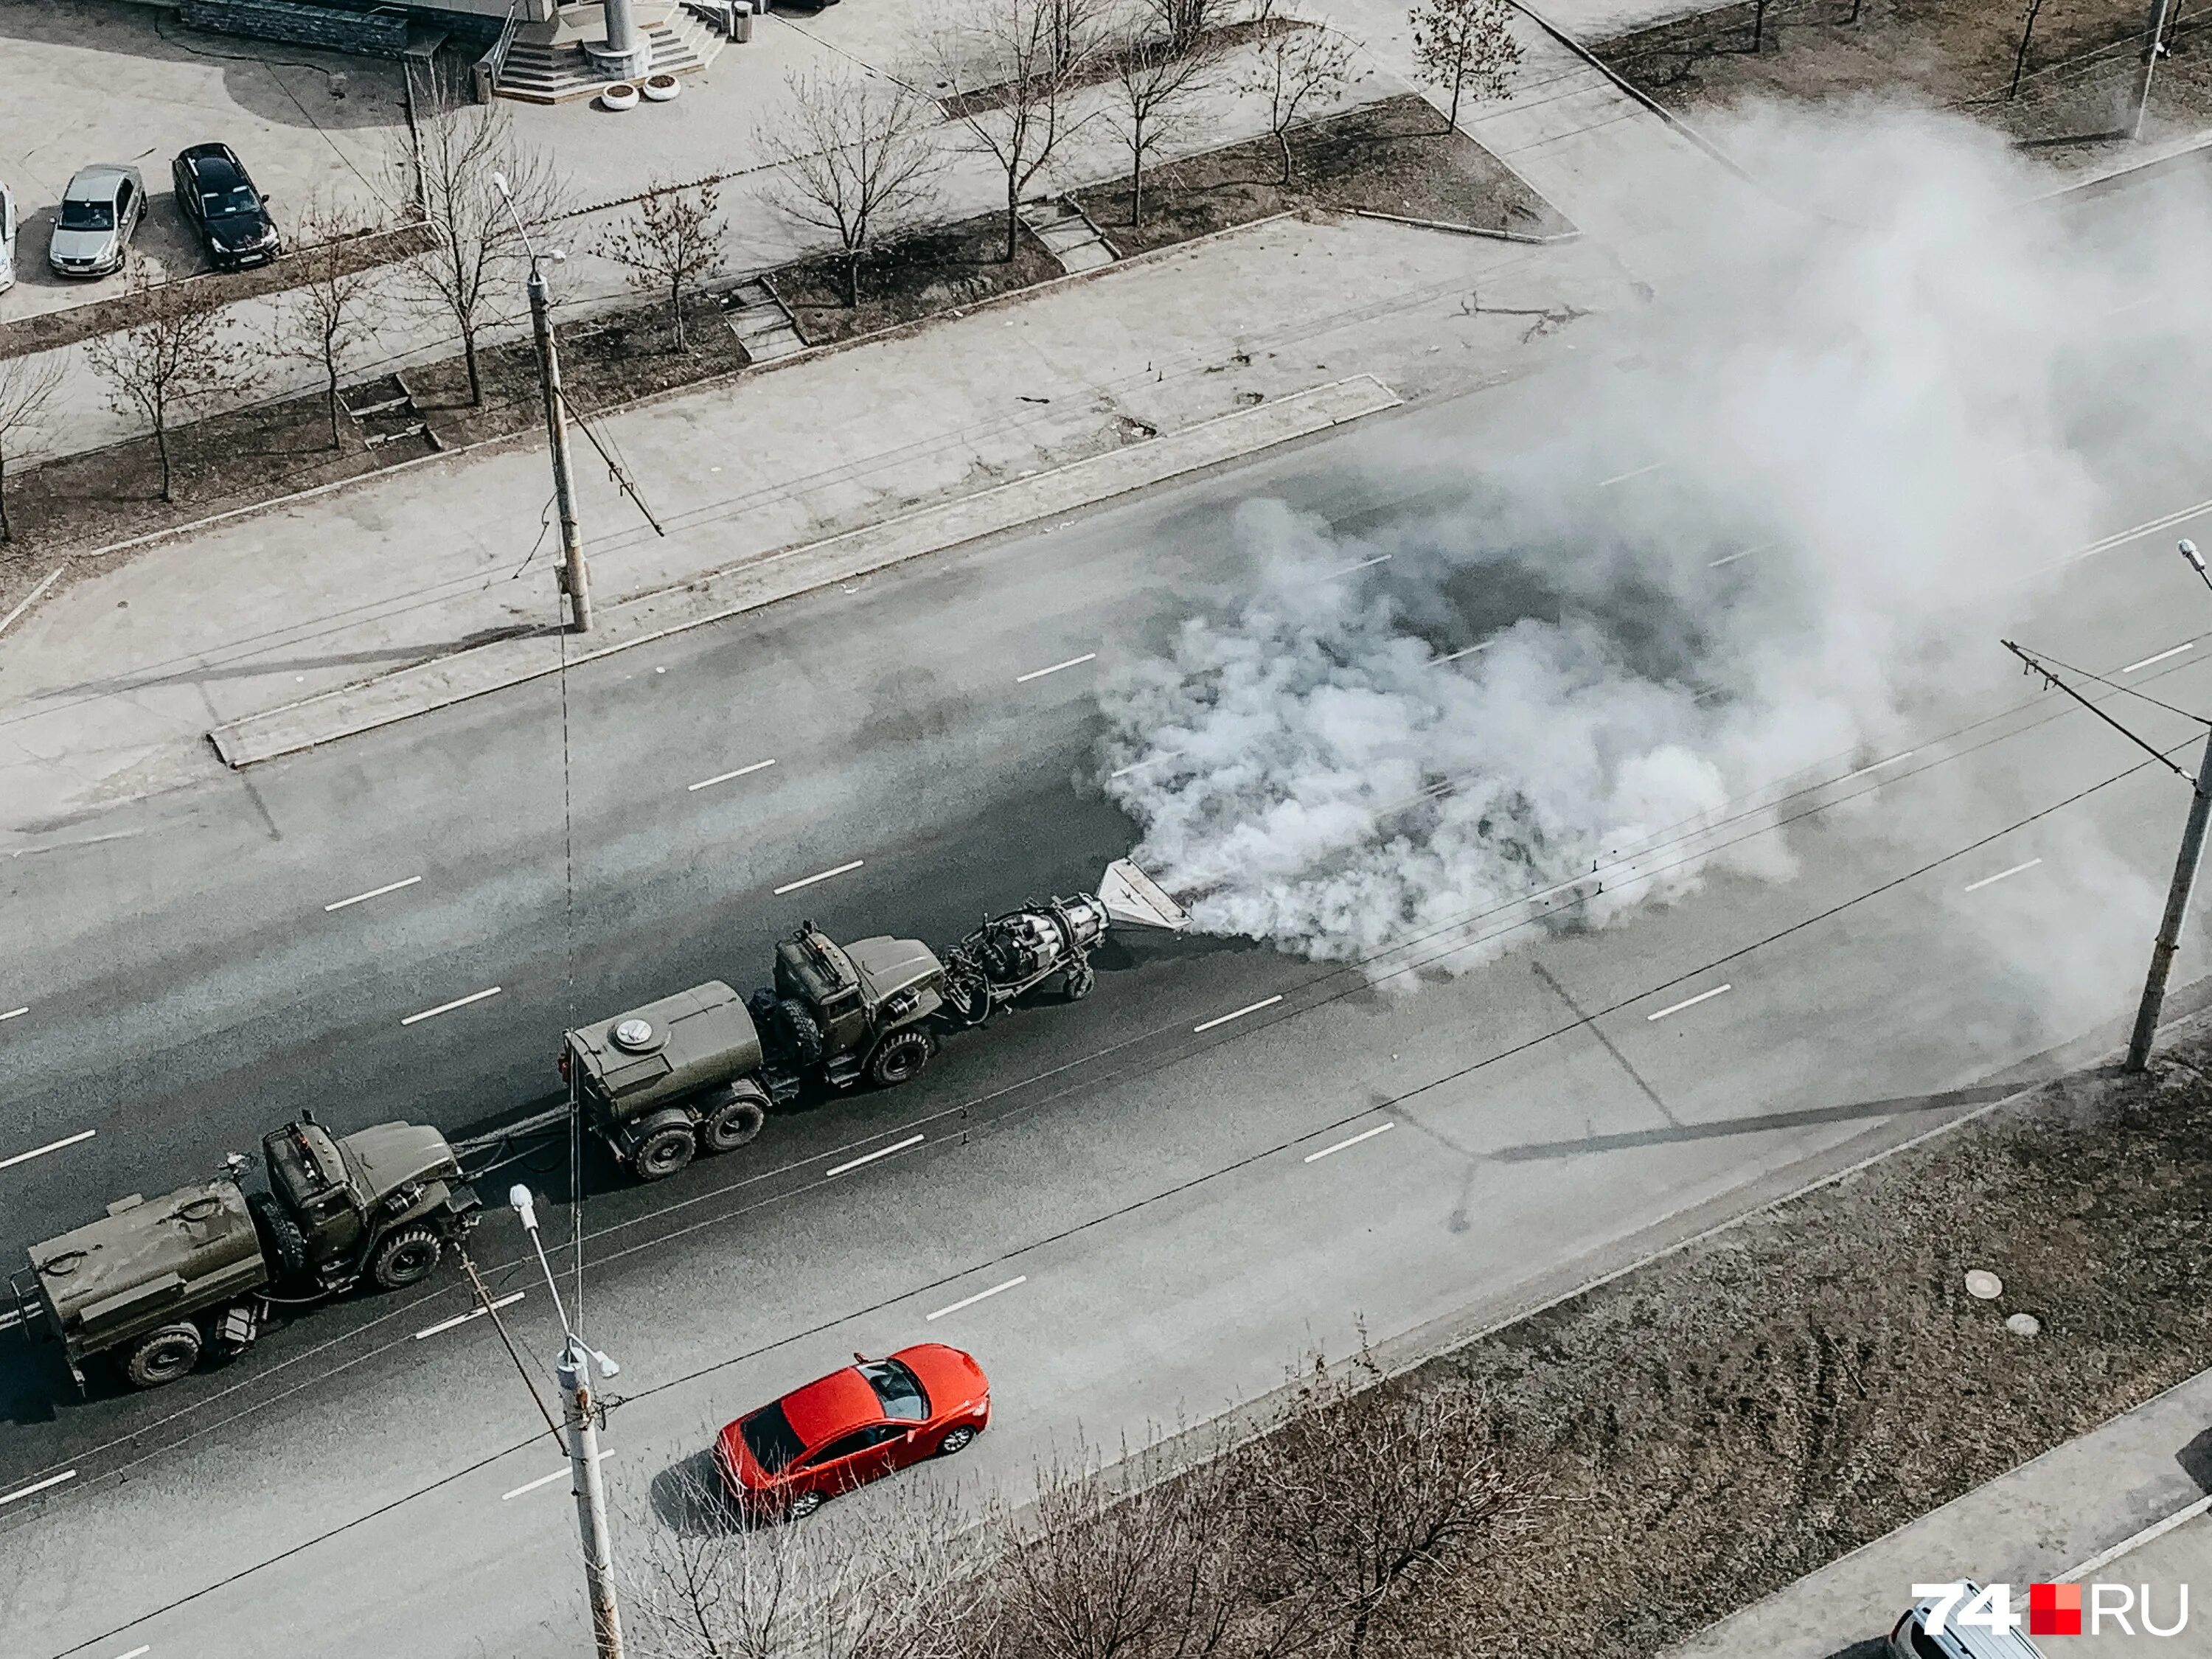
[
  {"xmin": 400, "ymin": 987, "xmax": 502, "ymax": 1027},
  {"xmin": 414, "ymin": 1291, "xmax": 525, "ymax": 1340},
  {"xmin": 324, "ymin": 874, "xmax": 422, "ymax": 912},
  {"xmin": 827, "ymin": 1134, "xmax": 925, "ymax": 1178},
  {"xmin": 1324, "ymin": 554, "xmax": 1393, "ymax": 579},
  {"xmin": 1964, "ymin": 858, "xmax": 2042, "ymax": 893},
  {"xmin": 501, "ymin": 1449, "xmax": 611, "ymax": 1502},
  {"xmin": 688, "ymin": 759, "xmax": 776, "ymax": 792},
  {"xmin": 1304, "ymin": 1122, "xmax": 1395, "ymax": 1164},
  {"xmin": 774, "ymin": 859, "xmax": 863, "ymax": 896},
  {"xmin": 0, "ymin": 1469, "xmax": 77, "ymax": 1506},
  {"xmin": 0, "ymin": 1128, "xmax": 97, "ymax": 1171},
  {"xmin": 1015, "ymin": 653, "xmax": 1098, "ymax": 684},
  {"xmin": 2060, "ymin": 1493, "xmax": 2212, "ymax": 1582},
  {"xmin": 2065, "ymin": 499, "xmax": 2212, "ymax": 565},
  {"xmin": 111, "ymin": 1646, "xmax": 151, "ymax": 1659},
  {"xmin": 1193, "ymin": 994, "xmax": 1284, "ymax": 1034},
  {"xmin": 1708, "ymin": 543, "xmax": 1769, "ymax": 568},
  {"xmin": 1440, "ymin": 641, "xmax": 1495, "ymax": 662},
  {"xmin": 927, "ymin": 1276, "xmax": 1028, "ymax": 1321},
  {"xmin": 2124, "ymin": 641, "xmax": 2193, "ymax": 673},
  {"xmin": 1596, "ymin": 461, "xmax": 1666, "ymax": 488},
  {"xmin": 1, "ymin": 1006, "xmax": 27, "ymax": 1021},
  {"xmin": 1646, "ymin": 984, "xmax": 1733, "ymax": 1022},
  {"xmin": 1841, "ymin": 751, "xmax": 1915, "ymax": 782}
]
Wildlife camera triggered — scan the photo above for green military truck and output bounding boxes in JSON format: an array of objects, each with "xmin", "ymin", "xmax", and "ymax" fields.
[
  {"xmin": 563, "ymin": 864, "xmax": 1187, "ymax": 1183},
  {"xmin": 561, "ymin": 923, "xmax": 951, "ymax": 1182},
  {"xmin": 14, "ymin": 1113, "xmax": 479, "ymax": 1390}
]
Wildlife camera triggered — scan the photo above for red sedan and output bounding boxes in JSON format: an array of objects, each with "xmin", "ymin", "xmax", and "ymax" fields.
[{"xmin": 716, "ymin": 1343, "xmax": 990, "ymax": 1518}]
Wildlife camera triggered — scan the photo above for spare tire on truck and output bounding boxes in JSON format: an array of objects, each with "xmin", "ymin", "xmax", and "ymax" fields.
[
  {"xmin": 247, "ymin": 1190, "xmax": 311, "ymax": 1290},
  {"xmin": 776, "ymin": 998, "xmax": 824, "ymax": 1066}
]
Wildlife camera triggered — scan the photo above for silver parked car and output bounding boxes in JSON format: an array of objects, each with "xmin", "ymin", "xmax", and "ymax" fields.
[
  {"xmin": 1889, "ymin": 1585, "xmax": 2048, "ymax": 1659},
  {"xmin": 48, "ymin": 164, "xmax": 145, "ymax": 279}
]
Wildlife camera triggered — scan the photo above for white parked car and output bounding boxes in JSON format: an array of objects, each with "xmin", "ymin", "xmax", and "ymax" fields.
[{"xmin": 0, "ymin": 179, "xmax": 16, "ymax": 293}]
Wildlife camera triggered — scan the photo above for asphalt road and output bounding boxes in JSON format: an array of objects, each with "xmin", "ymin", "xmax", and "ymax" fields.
[{"xmin": 7, "ymin": 160, "xmax": 2212, "ymax": 1655}]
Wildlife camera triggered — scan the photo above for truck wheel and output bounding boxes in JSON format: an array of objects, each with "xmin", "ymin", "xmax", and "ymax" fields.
[
  {"xmin": 1063, "ymin": 958, "xmax": 1096, "ymax": 1002},
  {"xmin": 700, "ymin": 1086, "xmax": 769, "ymax": 1154},
  {"xmin": 866, "ymin": 1029, "xmax": 935, "ymax": 1088},
  {"xmin": 630, "ymin": 1119, "xmax": 698, "ymax": 1181},
  {"xmin": 122, "ymin": 1322, "xmax": 203, "ymax": 1388},
  {"xmin": 776, "ymin": 999, "xmax": 824, "ymax": 1066},
  {"xmin": 247, "ymin": 1191, "xmax": 310, "ymax": 1289},
  {"xmin": 369, "ymin": 1225, "xmax": 442, "ymax": 1290}
]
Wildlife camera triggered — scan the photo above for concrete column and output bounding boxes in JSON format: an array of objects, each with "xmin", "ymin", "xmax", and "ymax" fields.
[{"xmin": 596, "ymin": 0, "xmax": 649, "ymax": 78}]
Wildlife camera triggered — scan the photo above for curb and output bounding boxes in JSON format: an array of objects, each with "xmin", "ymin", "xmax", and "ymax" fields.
[
  {"xmin": 1344, "ymin": 207, "xmax": 1580, "ymax": 244},
  {"xmin": 205, "ymin": 374, "xmax": 1405, "ymax": 767}
]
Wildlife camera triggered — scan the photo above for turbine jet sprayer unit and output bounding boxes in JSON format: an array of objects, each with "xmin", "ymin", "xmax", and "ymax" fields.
[{"xmin": 552, "ymin": 860, "xmax": 1188, "ymax": 1183}]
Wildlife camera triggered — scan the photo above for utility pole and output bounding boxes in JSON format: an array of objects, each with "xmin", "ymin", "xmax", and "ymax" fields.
[
  {"xmin": 2003, "ymin": 629, "xmax": 2212, "ymax": 1073},
  {"xmin": 2127, "ymin": 734, "xmax": 2212, "ymax": 1069},
  {"xmin": 492, "ymin": 173, "xmax": 593, "ymax": 632},
  {"xmin": 2135, "ymin": 0, "xmax": 2176, "ymax": 139},
  {"xmin": 511, "ymin": 1186, "xmax": 625, "ymax": 1659}
]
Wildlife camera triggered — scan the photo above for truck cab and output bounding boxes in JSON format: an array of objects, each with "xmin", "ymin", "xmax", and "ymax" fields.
[
  {"xmin": 261, "ymin": 1117, "xmax": 467, "ymax": 1290},
  {"xmin": 771, "ymin": 925, "xmax": 945, "ymax": 1089}
]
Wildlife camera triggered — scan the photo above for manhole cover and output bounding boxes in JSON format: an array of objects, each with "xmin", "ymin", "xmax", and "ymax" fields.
[
  {"xmin": 2006, "ymin": 1312, "xmax": 2042, "ymax": 1338},
  {"xmin": 1965, "ymin": 1269, "xmax": 2004, "ymax": 1301}
]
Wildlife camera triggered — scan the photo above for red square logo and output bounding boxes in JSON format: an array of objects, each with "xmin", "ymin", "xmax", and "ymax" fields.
[{"xmin": 2031, "ymin": 1582, "xmax": 2083, "ymax": 1636}]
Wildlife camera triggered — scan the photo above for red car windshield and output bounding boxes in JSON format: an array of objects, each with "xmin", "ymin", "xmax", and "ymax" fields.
[
  {"xmin": 858, "ymin": 1358, "xmax": 930, "ymax": 1422},
  {"xmin": 740, "ymin": 1402, "xmax": 806, "ymax": 1473}
]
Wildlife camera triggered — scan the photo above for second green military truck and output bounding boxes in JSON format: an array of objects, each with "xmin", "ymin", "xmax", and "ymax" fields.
[{"xmin": 562, "ymin": 860, "xmax": 1186, "ymax": 1182}]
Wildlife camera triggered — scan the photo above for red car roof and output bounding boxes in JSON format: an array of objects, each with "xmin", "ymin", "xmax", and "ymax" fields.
[{"xmin": 778, "ymin": 1366, "xmax": 882, "ymax": 1448}]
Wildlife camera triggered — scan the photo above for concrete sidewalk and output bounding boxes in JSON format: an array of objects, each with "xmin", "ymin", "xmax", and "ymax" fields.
[{"xmin": 1666, "ymin": 1366, "xmax": 2212, "ymax": 1658}]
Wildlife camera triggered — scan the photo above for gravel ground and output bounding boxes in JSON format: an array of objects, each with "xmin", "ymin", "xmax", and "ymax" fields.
[
  {"xmin": 1351, "ymin": 1037, "xmax": 2212, "ymax": 1656},
  {"xmin": 1596, "ymin": 0, "xmax": 2212, "ymax": 164}
]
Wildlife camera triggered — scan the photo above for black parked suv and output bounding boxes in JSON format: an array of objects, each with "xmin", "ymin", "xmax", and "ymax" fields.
[{"xmin": 172, "ymin": 143, "xmax": 279, "ymax": 269}]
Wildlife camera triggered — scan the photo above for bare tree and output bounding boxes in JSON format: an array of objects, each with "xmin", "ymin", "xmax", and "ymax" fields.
[
  {"xmin": 1245, "ymin": 1357, "xmax": 1534, "ymax": 1659},
  {"xmin": 982, "ymin": 1432, "xmax": 1265, "ymax": 1659},
  {"xmin": 1408, "ymin": 0, "xmax": 1521, "ymax": 132},
  {"xmin": 280, "ymin": 197, "xmax": 387, "ymax": 447},
  {"xmin": 0, "ymin": 353, "xmax": 66, "ymax": 543},
  {"xmin": 1107, "ymin": 13, "xmax": 1225, "ymax": 226},
  {"xmin": 928, "ymin": 0, "xmax": 1107, "ymax": 262},
  {"xmin": 625, "ymin": 1467, "xmax": 978, "ymax": 1659},
  {"xmin": 1145, "ymin": 0, "xmax": 1235, "ymax": 55},
  {"xmin": 2010, "ymin": 0, "xmax": 2046, "ymax": 97},
  {"xmin": 1239, "ymin": 7, "xmax": 1368, "ymax": 187},
  {"xmin": 399, "ymin": 60, "xmax": 560, "ymax": 404},
  {"xmin": 84, "ymin": 280, "xmax": 258, "ymax": 504},
  {"xmin": 597, "ymin": 183, "xmax": 730, "ymax": 350},
  {"xmin": 762, "ymin": 68, "xmax": 944, "ymax": 307}
]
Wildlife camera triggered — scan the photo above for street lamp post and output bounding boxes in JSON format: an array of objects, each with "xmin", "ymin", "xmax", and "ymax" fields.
[
  {"xmin": 2134, "ymin": 0, "xmax": 2176, "ymax": 139},
  {"xmin": 491, "ymin": 173, "xmax": 592, "ymax": 633},
  {"xmin": 511, "ymin": 1186, "xmax": 625, "ymax": 1659}
]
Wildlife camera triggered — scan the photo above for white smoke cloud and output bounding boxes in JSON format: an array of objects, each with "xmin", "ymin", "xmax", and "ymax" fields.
[{"xmin": 1098, "ymin": 103, "xmax": 2212, "ymax": 976}]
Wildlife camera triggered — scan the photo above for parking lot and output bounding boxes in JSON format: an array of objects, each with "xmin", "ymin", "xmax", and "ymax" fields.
[{"xmin": 0, "ymin": 0, "xmax": 405, "ymax": 317}]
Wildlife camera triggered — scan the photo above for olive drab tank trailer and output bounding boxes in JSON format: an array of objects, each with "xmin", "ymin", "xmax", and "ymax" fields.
[
  {"xmin": 563, "ymin": 859, "xmax": 1189, "ymax": 1185},
  {"xmin": 11, "ymin": 1113, "xmax": 479, "ymax": 1392}
]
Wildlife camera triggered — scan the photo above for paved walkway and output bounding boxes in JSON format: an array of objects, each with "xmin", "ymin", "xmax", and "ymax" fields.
[{"xmin": 1667, "ymin": 1366, "xmax": 2212, "ymax": 1658}]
